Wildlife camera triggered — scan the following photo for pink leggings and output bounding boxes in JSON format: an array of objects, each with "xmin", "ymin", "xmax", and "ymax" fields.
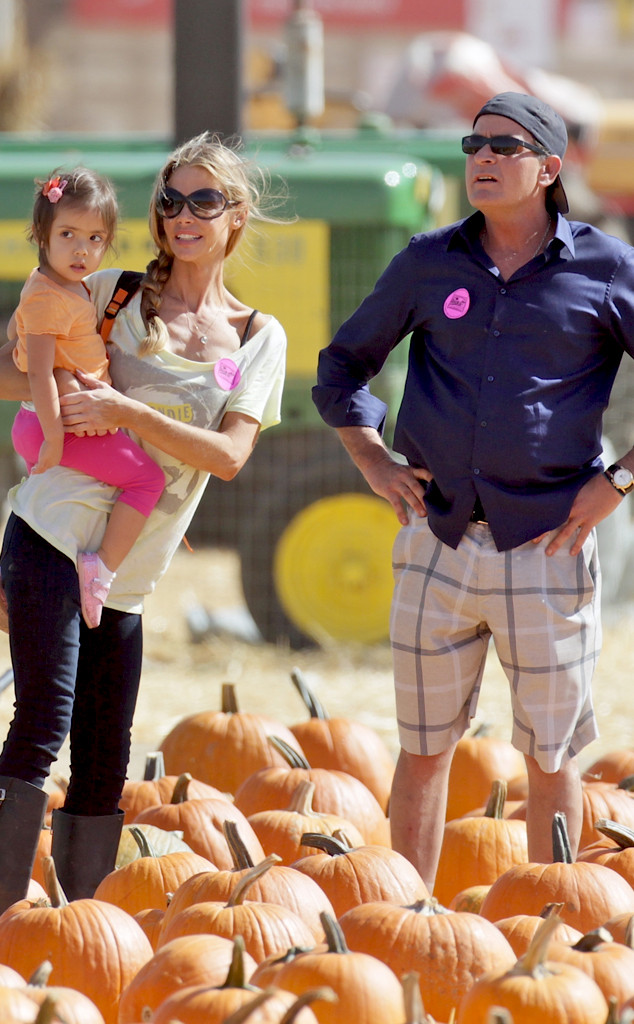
[{"xmin": 12, "ymin": 407, "xmax": 164, "ymax": 517}]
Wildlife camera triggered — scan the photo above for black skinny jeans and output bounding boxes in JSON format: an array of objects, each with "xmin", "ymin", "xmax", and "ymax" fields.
[{"xmin": 0, "ymin": 514, "xmax": 143, "ymax": 815}]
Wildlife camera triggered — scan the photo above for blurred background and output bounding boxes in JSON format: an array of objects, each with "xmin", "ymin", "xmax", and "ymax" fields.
[{"xmin": 2, "ymin": 0, "xmax": 634, "ymax": 649}]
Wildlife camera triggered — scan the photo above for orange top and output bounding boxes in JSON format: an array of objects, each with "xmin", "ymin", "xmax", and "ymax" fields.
[{"xmin": 13, "ymin": 268, "xmax": 111, "ymax": 383}]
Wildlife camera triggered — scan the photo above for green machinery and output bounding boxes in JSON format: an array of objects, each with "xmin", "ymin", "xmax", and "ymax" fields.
[{"xmin": 0, "ymin": 127, "xmax": 468, "ymax": 646}]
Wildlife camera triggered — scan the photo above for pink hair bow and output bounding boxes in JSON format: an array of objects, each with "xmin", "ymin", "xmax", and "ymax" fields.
[{"xmin": 42, "ymin": 177, "xmax": 68, "ymax": 204}]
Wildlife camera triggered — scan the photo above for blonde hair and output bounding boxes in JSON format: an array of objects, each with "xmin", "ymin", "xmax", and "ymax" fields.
[{"xmin": 140, "ymin": 133, "xmax": 275, "ymax": 355}]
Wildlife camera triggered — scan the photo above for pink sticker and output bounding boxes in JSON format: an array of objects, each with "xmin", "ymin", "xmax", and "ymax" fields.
[
  {"xmin": 443, "ymin": 288, "xmax": 470, "ymax": 319},
  {"xmin": 214, "ymin": 358, "xmax": 241, "ymax": 391}
]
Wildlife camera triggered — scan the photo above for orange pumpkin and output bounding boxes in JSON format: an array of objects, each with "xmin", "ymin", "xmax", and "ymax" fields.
[
  {"xmin": 160, "ymin": 818, "xmax": 335, "ymax": 942},
  {"xmin": 120, "ymin": 771, "xmax": 227, "ymax": 824},
  {"xmin": 584, "ymin": 748, "xmax": 634, "ymax": 785},
  {"xmin": 157, "ymin": 855, "xmax": 316, "ymax": 963},
  {"xmin": 250, "ymin": 913, "xmax": 405, "ymax": 1024},
  {"xmin": 117, "ymin": 933, "xmax": 258, "ymax": 1024},
  {"xmin": 151, "ymin": 984, "xmax": 325, "ymax": 1024},
  {"xmin": 93, "ymin": 825, "xmax": 216, "ymax": 914},
  {"xmin": 0, "ymin": 858, "xmax": 153, "ymax": 1024},
  {"xmin": 446, "ymin": 727, "xmax": 525, "ymax": 821},
  {"xmin": 456, "ymin": 915, "xmax": 609, "ymax": 1023},
  {"xmin": 158, "ymin": 682, "xmax": 306, "ymax": 794},
  {"xmin": 290, "ymin": 831, "xmax": 429, "ymax": 918},
  {"xmin": 480, "ymin": 811, "xmax": 634, "ymax": 933},
  {"xmin": 234, "ymin": 741, "xmax": 389, "ymax": 847},
  {"xmin": 288, "ymin": 667, "xmax": 395, "ymax": 812},
  {"xmin": 133, "ymin": 777, "xmax": 265, "ymax": 868},
  {"xmin": 246, "ymin": 780, "xmax": 365, "ymax": 865},
  {"xmin": 449, "ymin": 884, "xmax": 492, "ymax": 913},
  {"xmin": 546, "ymin": 927, "xmax": 634, "ymax": 1012},
  {"xmin": 25, "ymin": 959, "xmax": 106, "ymax": 1024},
  {"xmin": 433, "ymin": 779, "xmax": 528, "ymax": 906},
  {"xmin": 494, "ymin": 903, "xmax": 583, "ymax": 957},
  {"xmin": 338, "ymin": 897, "xmax": 515, "ymax": 1023},
  {"xmin": 577, "ymin": 817, "xmax": 634, "ymax": 888},
  {"xmin": 133, "ymin": 907, "xmax": 165, "ymax": 951}
]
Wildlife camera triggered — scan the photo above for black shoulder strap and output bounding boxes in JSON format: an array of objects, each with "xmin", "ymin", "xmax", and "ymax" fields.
[
  {"xmin": 100, "ymin": 270, "xmax": 144, "ymax": 341},
  {"xmin": 240, "ymin": 309, "xmax": 258, "ymax": 347}
]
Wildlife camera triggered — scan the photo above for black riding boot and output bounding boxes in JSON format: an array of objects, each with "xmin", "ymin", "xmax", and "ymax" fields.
[
  {"xmin": 51, "ymin": 808, "xmax": 124, "ymax": 901},
  {"xmin": 0, "ymin": 775, "xmax": 48, "ymax": 913}
]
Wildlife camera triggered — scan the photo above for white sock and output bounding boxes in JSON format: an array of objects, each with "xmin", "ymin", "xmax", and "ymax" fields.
[{"xmin": 96, "ymin": 555, "xmax": 116, "ymax": 584}]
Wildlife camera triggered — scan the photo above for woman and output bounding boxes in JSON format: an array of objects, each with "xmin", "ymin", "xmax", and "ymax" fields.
[{"xmin": 0, "ymin": 133, "xmax": 286, "ymax": 909}]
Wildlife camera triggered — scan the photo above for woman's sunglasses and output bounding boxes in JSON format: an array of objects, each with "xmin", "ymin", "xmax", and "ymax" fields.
[
  {"xmin": 157, "ymin": 186, "xmax": 238, "ymax": 220},
  {"xmin": 461, "ymin": 135, "xmax": 548, "ymax": 157}
]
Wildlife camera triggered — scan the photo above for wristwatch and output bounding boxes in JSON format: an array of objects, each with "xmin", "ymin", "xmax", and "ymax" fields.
[{"xmin": 604, "ymin": 463, "xmax": 634, "ymax": 495}]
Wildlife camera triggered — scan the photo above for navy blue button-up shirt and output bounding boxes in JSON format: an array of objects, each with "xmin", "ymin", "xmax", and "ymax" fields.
[{"xmin": 313, "ymin": 212, "xmax": 634, "ymax": 551}]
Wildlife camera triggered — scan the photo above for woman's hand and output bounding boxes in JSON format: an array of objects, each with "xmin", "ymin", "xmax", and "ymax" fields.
[{"xmin": 59, "ymin": 371, "xmax": 123, "ymax": 437}]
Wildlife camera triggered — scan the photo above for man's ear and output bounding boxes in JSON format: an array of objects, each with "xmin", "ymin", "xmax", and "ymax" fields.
[{"xmin": 540, "ymin": 153, "xmax": 563, "ymax": 189}]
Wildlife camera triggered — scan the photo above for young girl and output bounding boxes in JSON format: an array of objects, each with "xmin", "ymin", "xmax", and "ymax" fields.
[{"xmin": 10, "ymin": 167, "xmax": 165, "ymax": 628}]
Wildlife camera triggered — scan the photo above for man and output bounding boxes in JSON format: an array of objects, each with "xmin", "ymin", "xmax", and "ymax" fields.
[{"xmin": 312, "ymin": 91, "xmax": 634, "ymax": 891}]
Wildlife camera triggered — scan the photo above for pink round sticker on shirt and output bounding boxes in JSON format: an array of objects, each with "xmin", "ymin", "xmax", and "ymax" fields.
[
  {"xmin": 214, "ymin": 358, "xmax": 241, "ymax": 391},
  {"xmin": 443, "ymin": 288, "xmax": 470, "ymax": 319}
]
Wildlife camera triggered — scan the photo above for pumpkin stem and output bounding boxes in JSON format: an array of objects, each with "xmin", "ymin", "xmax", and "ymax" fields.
[
  {"xmin": 402, "ymin": 972, "xmax": 425, "ymax": 1023},
  {"xmin": 300, "ymin": 831, "xmax": 351, "ymax": 856},
  {"xmin": 268, "ymin": 735, "xmax": 311, "ymax": 770},
  {"xmin": 407, "ymin": 897, "xmax": 452, "ymax": 916},
  {"xmin": 227, "ymin": 853, "xmax": 282, "ymax": 907},
  {"xmin": 625, "ymin": 916, "xmax": 634, "ymax": 950},
  {"xmin": 41, "ymin": 856, "xmax": 68, "ymax": 907},
  {"xmin": 319, "ymin": 911, "xmax": 350, "ymax": 953},
  {"xmin": 484, "ymin": 779, "xmax": 508, "ymax": 819},
  {"xmin": 27, "ymin": 960, "xmax": 53, "ymax": 987},
  {"xmin": 551, "ymin": 810, "xmax": 573, "ymax": 863},
  {"xmin": 221, "ymin": 989, "xmax": 275, "ymax": 1024},
  {"xmin": 170, "ymin": 773, "xmax": 193, "ymax": 804},
  {"xmin": 128, "ymin": 825, "xmax": 159, "ymax": 859},
  {"xmin": 279, "ymin": 988, "xmax": 337, "ymax": 1024},
  {"xmin": 220, "ymin": 935, "xmax": 258, "ymax": 991},
  {"xmin": 472, "ymin": 722, "xmax": 493, "ymax": 737},
  {"xmin": 290, "ymin": 667, "xmax": 329, "ymax": 720},
  {"xmin": 571, "ymin": 927, "xmax": 613, "ymax": 952},
  {"xmin": 142, "ymin": 751, "xmax": 165, "ymax": 781},
  {"xmin": 539, "ymin": 902, "xmax": 565, "ymax": 919},
  {"xmin": 221, "ymin": 682, "xmax": 240, "ymax": 714},
  {"xmin": 486, "ymin": 1010, "xmax": 513, "ymax": 1024},
  {"xmin": 286, "ymin": 779, "xmax": 319, "ymax": 814},
  {"xmin": 33, "ymin": 995, "xmax": 60, "ymax": 1024},
  {"xmin": 223, "ymin": 819, "xmax": 256, "ymax": 870},
  {"xmin": 594, "ymin": 818, "xmax": 634, "ymax": 850},
  {"xmin": 516, "ymin": 913, "xmax": 562, "ymax": 976},
  {"xmin": 617, "ymin": 773, "xmax": 634, "ymax": 792}
]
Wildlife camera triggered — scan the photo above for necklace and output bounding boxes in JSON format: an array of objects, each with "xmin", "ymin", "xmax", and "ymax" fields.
[
  {"xmin": 178, "ymin": 298, "xmax": 225, "ymax": 347},
  {"xmin": 483, "ymin": 218, "xmax": 552, "ymax": 264}
]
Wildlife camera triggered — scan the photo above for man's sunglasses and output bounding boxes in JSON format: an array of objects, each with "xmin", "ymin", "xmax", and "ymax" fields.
[
  {"xmin": 461, "ymin": 134, "xmax": 548, "ymax": 157},
  {"xmin": 157, "ymin": 186, "xmax": 238, "ymax": 220}
]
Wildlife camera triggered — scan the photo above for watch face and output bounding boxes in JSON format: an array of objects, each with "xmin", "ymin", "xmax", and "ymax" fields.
[{"xmin": 614, "ymin": 468, "xmax": 634, "ymax": 487}]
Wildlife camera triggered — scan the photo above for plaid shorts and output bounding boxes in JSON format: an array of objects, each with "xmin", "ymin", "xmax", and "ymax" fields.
[{"xmin": 390, "ymin": 517, "xmax": 601, "ymax": 772}]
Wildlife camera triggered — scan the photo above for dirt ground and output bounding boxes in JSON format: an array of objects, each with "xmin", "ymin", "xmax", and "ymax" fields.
[{"xmin": 0, "ymin": 544, "xmax": 632, "ymax": 793}]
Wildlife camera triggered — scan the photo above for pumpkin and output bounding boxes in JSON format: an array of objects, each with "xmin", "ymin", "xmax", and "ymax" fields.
[
  {"xmin": 250, "ymin": 912, "xmax": 405, "ymax": 1024},
  {"xmin": 160, "ymin": 818, "xmax": 335, "ymax": 942},
  {"xmin": 246, "ymin": 780, "xmax": 365, "ymax": 865},
  {"xmin": 479, "ymin": 812, "xmax": 634, "ymax": 933},
  {"xmin": 290, "ymin": 831, "xmax": 429, "ymax": 917},
  {"xmin": 0, "ymin": 985, "xmax": 45, "ymax": 1023},
  {"xmin": 577, "ymin": 780, "xmax": 634, "ymax": 849},
  {"xmin": 448, "ymin": 884, "xmax": 492, "ymax": 913},
  {"xmin": 93, "ymin": 825, "xmax": 216, "ymax": 914},
  {"xmin": 133, "ymin": 907, "xmax": 166, "ymax": 951},
  {"xmin": 234, "ymin": 739, "xmax": 390, "ymax": 846},
  {"xmin": 0, "ymin": 857, "xmax": 153, "ymax": 1024},
  {"xmin": 158, "ymin": 682, "xmax": 306, "ymax": 793},
  {"xmin": 545, "ymin": 926, "xmax": 634, "ymax": 1013},
  {"xmin": 584, "ymin": 748, "xmax": 634, "ymax": 785},
  {"xmin": 494, "ymin": 903, "xmax": 584, "ymax": 957},
  {"xmin": 338, "ymin": 896, "xmax": 515, "ymax": 1023},
  {"xmin": 602, "ymin": 911, "xmax": 634, "ymax": 946},
  {"xmin": 24, "ymin": 960, "xmax": 106, "ymax": 1024},
  {"xmin": 433, "ymin": 779, "xmax": 528, "ymax": 906},
  {"xmin": 117, "ymin": 933, "xmax": 258, "ymax": 1024},
  {"xmin": 157, "ymin": 855, "xmax": 316, "ymax": 963},
  {"xmin": 456, "ymin": 915, "xmax": 609, "ymax": 1023},
  {"xmin": 132, "ymin": 772, "xmax": 265, "ymax": 867},
  {"xmin": 446, "ymin": 726, "xmax": 525, "ymax": 821},
  {"xmin": 150, "ymin": 936, "xmax": 329, "ymax": 1024},
  {"xmin": 288, "ymin": 667, "xmax": 395, "ymax": 812},
  {"xmin": 577, "ymin": 818, "xmax": 634, "ymax": 887},
  {"xmin": 119, "ymin": 751, "xmax": 229, "ymax": 823}
]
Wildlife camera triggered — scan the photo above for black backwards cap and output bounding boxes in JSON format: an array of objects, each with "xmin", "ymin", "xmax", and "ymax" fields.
[{"xmin": 473, "ymin": 92, "xmax": 569, "ymax": 214}]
